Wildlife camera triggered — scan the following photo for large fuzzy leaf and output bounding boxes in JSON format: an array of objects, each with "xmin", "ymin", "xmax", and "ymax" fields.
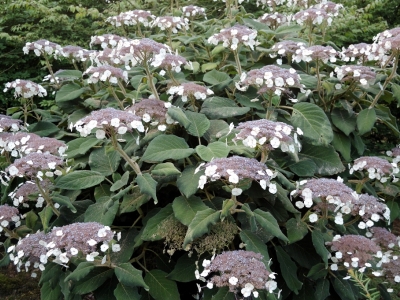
[
  {"xmin": 141, "ymin": 135, "xmax": 194, "ymax": 162},
  {"xmin": 291, "ymin": 102, "xmax": 333, "ymax": 145},
  {"xmin": 299, "ymin": 143, "xmax": 345, "ymax": 175}
]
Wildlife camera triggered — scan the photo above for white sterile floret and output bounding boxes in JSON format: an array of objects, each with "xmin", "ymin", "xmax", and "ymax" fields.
[
  {"xmin": 202, "ymin": 259, "xmax": 211, "ymax": 268},
  {"xmin": 241, "ymin": 283, "xmax": 254, "ymax": 297},
  {"xmin": 229, "ymin": 276, "xmax": 238, "ymax": 285},
  {"xmin": 268, "ymin": 183, "xmax": 277, "ymax": 194},
  {"xmin": 309, "ymin": 213, "xmax": 318, "ymax": 223},
  {"xmin": 112, "ymin": 244, "xmax": 121, "ymax": 252},
  {"xmin": 232, "ymin": 188, "xmax": 243, "ymax": 196},
  {"xmin": 227, "ymin": 169, "xmax": 239, "ymax": 184}
]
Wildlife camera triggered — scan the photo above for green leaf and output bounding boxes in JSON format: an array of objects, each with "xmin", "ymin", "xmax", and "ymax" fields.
[
  {"xmin": 275, "ymin": 246, "xmax": 303, "ymax": 294},
  {"xmin": 110, "ymin": 171, "xmax": 130, "ymax": 192},
  {"xmin": 275, "ymin": 24, "xmax": 302, "ymax": 35},
  {"xmin": 167, "ymin": 107, "xmax": 192, "ymax": 128},
  {"xmin": 172, "ymin": 195, "xmax": 208, "ymax": 226},
  {"xmin": 39, "ymin": 206, "xmax": 53, "ymax": 232},
  {"xmin": 142, "ymin": 204, "xmax": 174, "ymax": 241},
  {"xmin": 55, "ymin": 83, "xmax": 87, "ymax": 102},
  {"xmin": 89, "ymin": 147, "xmax": 121, "ymax": 176},
  {"xmin": 203, "ymin": 120, "xmax": 230, "ymax": 143},
  {"xmin": 136, "ymin": 174, "xmax": 158, "ymax": 204},
  {"xmin": 315, "ymin": 278, "xmax": 330, "ymax": 300},
  {"xmin": 53, "ymin": 194, "xmax": 77, "ymax": 213},
  {"xmin": 167, "ymin": 254, "xmax": 197, "ymax": 282},
  {"xmin": 144, "ymin": 270, "xmax": 180, "ymax": 300},
  {"xmin": 332, "ymin": 132, "xmax": 351, "ymax": 161},
  {"xmin": 110, "ymin": 229, "xmax": 139, "ymax": 264},
  {"xmin": 114, "ymin": 283, "xmax": 140, "ymax": 300},
  {"xmin": 201, "ymin": 62, "xmax": 218, "ymax": 73},
  {"xmin": 331, "ymin": 108, "xmax": 356, "ymax": 136},
  {"xmin": 120, "ymin": 186, "xmax": 151, "ymax": 214},
  {"xmin": 141, "ymin": 135, "xmax": 194, "ymax": 162},
  {"xmin": 243, "ymin": 18, "xmax": 274, "ymax": 33},
  {"xmin": 286, "ymin": 218, "xmax": 308, "ymax": 243},
  {"xmin": 177, "ymin": 166, "xmax": 203, "ymax": 198},
  {"xmin": 65, "ymin": 262, "xmax": 95, "ymax": 282},
  {"xmin": 240, "ymin": 230, "xmax": 271, "ymax": 267},
  {"xmin": 201, "ymin": 97, "xmax": 250, "ymax": 119},
  {"xmin": 66, "ymin": 137, "xmax": 100, "ymax": 159},
  {"xmin": 291, "ymin": 102, "xmax": 333, "ymax": 145},
  {"xmin": 299, "ymin": 143, "xmax": 345, "ymax": 175},
  {"xmin": 28, "ymin": 121, "xmax": 59, "ymax": 137},
  {"xmin": 276, "ymin": 184, "xmax": 299, "ymax": 214},
  {"xmin": 25, "ymin": 210, "xmax": 38, "ymax": 229},
  {"xmin": 183, "ymin": 208, "xmax": 220, "ymax": 247},
  {"xmin": 184, "ymin": 110, "xmax": 210, "ymax": 137},
  {"xmin": 55, "ymin": 171, "xmax": 105, "ymax": 190},
  {"xmin": 312, "ymin": 230, "xmax": 329, "ymax": 268},
  {"xmin": 253, "ymin": 209, "xmax": 289, "ymax": 242},
  {"xmin": 195, "ymin": 142, "xmax": 230, "ymax": 162},
  {"xmin": 288, "ymin": 158, "xmax": 317, "ymax": 177},
  {"xmin": 41, "ymin": 282, "xmax": 62, "ymax": 300},
  {"xmin": 84, "ymin": 197, "xmax": 119, "ymax": 226},
  {"xmin": 331, "ymin": 276, "xmax": 356, "ymax": 300},
  {"xmin": 357, "ymin": 108, "xmax": 376, "ymax": 135},
  {"xmin": 114, "ymin": 263, "xmax": 148, "ymax": 289},
  {"xmin": 151, "ymin": 163, "xmax": 181, "ymax": 176},
  {"xmin": 55, "ymin": 69, "xmax": 82, "ymax": 80},
  {"xmin": 211, "ymin": 287, "xmax": 235, "ymax": 300},
  {"xmin": 307, "ymin": 263, "xmax": 328, "ymax": 280},
  {"xmin": 72, "ymin": 267, "xmax": 114, "ymax": 295},
  {"xmin": 299, "ymin": 73, "xmax": 318, "ymax": 89},
  {"xmin": 203, "ymin": 69, "xmax": 232, "ymax": 89}
]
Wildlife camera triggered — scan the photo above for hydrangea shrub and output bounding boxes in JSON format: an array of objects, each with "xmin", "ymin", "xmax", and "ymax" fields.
[{"xmin": 1, "ymin": 0, "xmax": 400, "ymax": 299}]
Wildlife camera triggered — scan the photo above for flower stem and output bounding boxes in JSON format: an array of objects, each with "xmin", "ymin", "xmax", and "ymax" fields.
[
  {"xmin": 35, "ymin": 178, "xmax": 60, "ymax": 217},
  {"xmin": 110, "ymin": 133, "xmax": 142, "ymax": 175}
]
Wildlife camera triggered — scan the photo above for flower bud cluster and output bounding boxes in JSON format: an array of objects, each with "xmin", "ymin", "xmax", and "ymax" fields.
[
  {"xmin": 236, "ymin": 65, "xmax": 303, "ymax": 96},
  {"xmin": 0, "ymin": 205, "xmax": 21, "ymax": 233},
  {"xmin": 351, "ymin": 194, "xmax": 390, "ymax": 229},
  {"xmin": 256, "ymin": 0, "xmax": 285, "ymax": 9},
  {"xmin": 0, "ymin": 115, "xmax": 23, "ymax": 132},
  {"xmin": 23, "ymin": 39, "xmax": 62, "ymax": 58},
  {"xmin": 106, "ymin": 10, "xmax": 155, "ymax": 27},
  {"xmin": 60, "ymin": 45, "xmax": 94, "ymax": 62},
  {"xmin": 4, "ymin": 79, "xmax": 47, "ymax": 98},
  {"xmin": 4, "ymin": 152, "xmax": 64, "ymax": 180},
  {"xmin": 84, "ymin": 65, "xmax": 128, "ymax": 84},
  {"xmin": 151, "ymin": 53, "xmax": 189, "ymax": 74},
  {"xmin": 207, "ymin": 25, "xmax": 258, "ymax": 51},
  {"xmin": 126, "ymin": 98, "xmax": 171, "ymax": 131},
  {"xmin": 293, "ymin": 8, "xmax": 332, "ymax": 26},
  {"xmin": 258, "ymin": 13, "xmax": 288, "ymax": 29},
  {"xmin": 9, "ymin": 222, "xmax": 119, "ymax": 272},
  {"xmin": 196, "ymin": 156, "xmax": 276, "ymax": 194},
  {"xmin": 350, "ymin": 156, "xmax": 399, "ymax": 183},
  {"xmin": 293, "ymin": 45, "xmax": 337, "ymax": 63},
  {"xmin": 233, "ymin": 119, "xmax": 303, "ymax": 153},
  {"xmin": 153, "ymin": 16, "xmax": 189, "ymax": 33},
  {"xmin": 371, "ymin": 227, "xmax": 398, "ymax": 249},
  {"xmin": 199, "ymin": 250, "xmax": 278, "ymax": 297},
  {"xmin": 373, "ymin": 27, "xmax": 400, "ymax": 53},
  {"xmin": 340, "ymin": 43, "xmax": 378, "ymax": 63},
  {"xmin": 334, "ymin": 65, "xmax": 376, "ymax": 86},
  {"xmin": 90, "ymin": 34, "xmax": 126, "ymax": 49},
  {"xmin": 313, "ymin": 1, "xmax": 343, "ymax": 17},
  {"xmin": 9, "ymin": 180, "xmax": 53, "ymax": 208},
  {"xmin": 328, "ymin": 234, "xmax": 381, "ymax": 271},
  {"xmin": 182, "ymin": 5, "xmax": 206, "ymax": 19},
  {"xmin": 71, "ymin": 107, "xmax": 144, "ymax": 138},
  {"xmin": 294, "ymin": 178, "xmax": 356, "ymax": 209},
  {"xmin": 387, "ymin": 145, "xmax": 400, "ymax": 164},
  {"xmin": 0, "ymin": 132, "xmax": 67, "ymax": 157},
  {"xmin": 270, "ymin": 40, "xmax": 306, "ymax": 58},
  {"xmin": 167, "ymin": 82, "xmax": 214, "ymax": 102}
]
